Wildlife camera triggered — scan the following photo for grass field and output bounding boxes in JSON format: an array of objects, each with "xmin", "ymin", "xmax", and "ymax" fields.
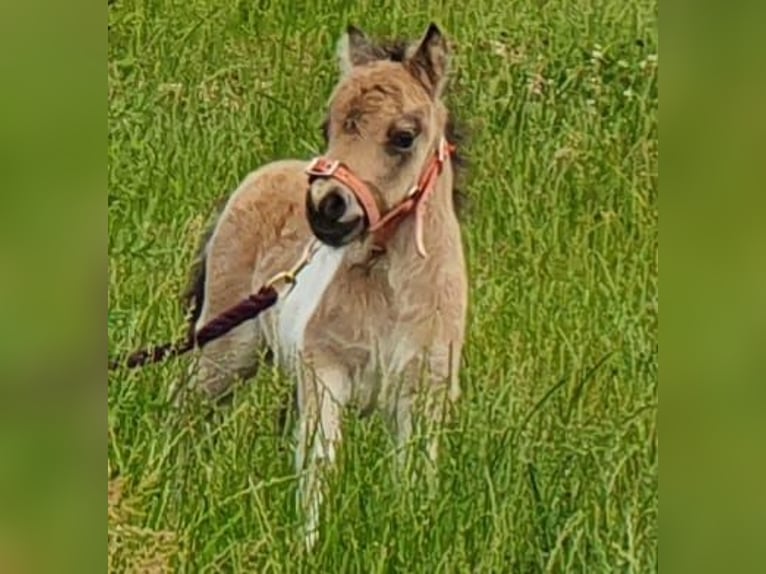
[{"xmin": 108, "ymin": 0, "xmax": 658, "ymax": 571}]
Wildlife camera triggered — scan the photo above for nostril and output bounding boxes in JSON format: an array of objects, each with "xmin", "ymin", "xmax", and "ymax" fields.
[{"xmin": 318, "ymin": 190, "xmax": 347, "ymax": 221}]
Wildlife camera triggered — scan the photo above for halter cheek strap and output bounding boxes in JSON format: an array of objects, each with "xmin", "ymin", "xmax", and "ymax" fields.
[{"xmin": 305, "ymin": 137, "xmax": 455, "ymax": 258}]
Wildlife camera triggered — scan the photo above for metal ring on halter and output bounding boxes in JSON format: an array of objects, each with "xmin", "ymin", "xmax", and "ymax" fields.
[{"xmin": 264, "ymin": 239, "xmax": 320, "ymax": 291}]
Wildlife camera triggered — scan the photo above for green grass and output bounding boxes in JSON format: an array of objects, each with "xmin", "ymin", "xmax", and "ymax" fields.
[{"xmin": 108, "ymin": 0, "xmax": 658, "ymax": 571}]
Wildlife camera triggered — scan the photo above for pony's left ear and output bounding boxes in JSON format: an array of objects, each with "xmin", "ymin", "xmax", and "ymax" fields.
[
  {"xmin": 337, "ymin": 24, "xmax": 376, "ymax": 76},
  {"xmin": 407, "ymin": 23, "xmax": 450, "ymax": 98}
]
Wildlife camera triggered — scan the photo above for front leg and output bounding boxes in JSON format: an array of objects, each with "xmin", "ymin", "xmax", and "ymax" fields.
[
  {"xmin": 295, "ymin": 364, "xmax": 350, "ymax": 550},
  {"xmin": 386, "ymin": 343, "xmax": 462, "ymax": 484}
]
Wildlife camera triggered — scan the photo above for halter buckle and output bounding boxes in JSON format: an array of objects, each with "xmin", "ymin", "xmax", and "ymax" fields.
[{"xmin": 306, "ymin": 157, "xmax": 340, "ymax": 177}]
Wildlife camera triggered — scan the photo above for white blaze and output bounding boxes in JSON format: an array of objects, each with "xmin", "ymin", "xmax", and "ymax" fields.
[{"xmin": 277, "ymin": 244, "xmax": 346, "ymax": 357}]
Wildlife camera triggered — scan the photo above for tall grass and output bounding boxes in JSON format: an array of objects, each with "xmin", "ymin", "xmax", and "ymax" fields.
[{"xmin": 108, "ymin": 0, "xmax": 658, "ymax": 571}]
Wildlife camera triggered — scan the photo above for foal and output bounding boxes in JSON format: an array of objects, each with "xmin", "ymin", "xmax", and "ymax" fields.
[{"xmin": 190, "ymin": 23, "xmax": 468, "ymax": 547}]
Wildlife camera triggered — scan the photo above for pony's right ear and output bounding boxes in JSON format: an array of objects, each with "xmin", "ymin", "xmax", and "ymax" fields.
[
  {"xmin": 337, "ymin": 24, "xmax": 376, "ymax": 75},
  {"xmin": 406, "ymin": 23, "xmax": 450, "ymax": 98}
]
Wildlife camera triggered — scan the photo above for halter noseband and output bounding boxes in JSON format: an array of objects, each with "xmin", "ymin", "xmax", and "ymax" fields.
[{"xmin": 305, "ymin": 137, "xmax": 455, "ymax": 257}]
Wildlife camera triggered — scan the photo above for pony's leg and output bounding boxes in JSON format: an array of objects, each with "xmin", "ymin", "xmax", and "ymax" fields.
[
  {"xmin": 425, "ymin": 342, "xmax": 463, "ymax": 471},
  {"xmin": 390, "ymin": 387, "xmax": 443, "ymax": 480},
  {"xmin": 423, "ymin": 383, "xmax": 452, "ymax": 472},
  {"xmin": 295, "ymin": 365, "xmax": 349, "ymax": 550},
  {"xmin": 191, "ymin": 322, "xmax": 263, "ymax": 399},
  {"xmin": 388, "ymin": 349, "xmax": 461, "ymax": 487},
  {"xmin": 387, "ymin": 386, "xmax": 414, "ymax": 473}
]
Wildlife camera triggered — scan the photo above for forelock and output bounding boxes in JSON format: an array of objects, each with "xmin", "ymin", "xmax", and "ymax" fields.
[{"xmin": 330, "ymin": 65, "xmax": 423, "ymax": 127}]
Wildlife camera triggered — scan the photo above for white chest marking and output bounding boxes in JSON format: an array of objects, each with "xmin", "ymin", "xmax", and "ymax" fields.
[{"xmin": 276, "ymin": 244, "xmax": 346, "ymax": 357}]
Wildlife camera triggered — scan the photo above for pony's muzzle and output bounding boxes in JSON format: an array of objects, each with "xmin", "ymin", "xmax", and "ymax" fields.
[{"xmin": 306, "ymin": 181, "xmax": 365, "ymax": 247}]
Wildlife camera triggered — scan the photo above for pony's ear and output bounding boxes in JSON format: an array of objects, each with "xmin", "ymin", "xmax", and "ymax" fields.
[
  {"xmin": 337, "ymin": 25, "xmax": 376, "ymax": 76},
  {"xmin": 406, "ymin": 23, "xmax": 449, "ymax": 98}
]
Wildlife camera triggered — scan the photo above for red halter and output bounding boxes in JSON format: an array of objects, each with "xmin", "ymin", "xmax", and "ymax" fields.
[{"xmin": 305, "ymin": 137, "xmax": 455, "ymax": 257}]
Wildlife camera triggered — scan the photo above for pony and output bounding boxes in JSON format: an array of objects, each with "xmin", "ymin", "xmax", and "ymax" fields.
[{"xmin": 185, "ymin": 23, "xmax": 469, "ymax": 548}]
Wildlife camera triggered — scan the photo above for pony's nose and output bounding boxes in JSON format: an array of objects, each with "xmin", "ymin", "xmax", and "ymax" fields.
[
  {"xmin": 318, "ymin": 188, "xmax": 347, "ymax": 222},
  {"xmin": 306, "ymin": 182, "xmax": 365, "ymax": 247}
]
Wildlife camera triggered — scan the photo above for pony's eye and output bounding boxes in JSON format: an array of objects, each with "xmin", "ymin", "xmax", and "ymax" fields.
[{"xmin": 390, "ymin": 131, "xmax": 416, "ymax": 151}]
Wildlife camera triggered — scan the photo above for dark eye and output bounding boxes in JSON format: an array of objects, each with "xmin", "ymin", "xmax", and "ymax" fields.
[{"xmin": 390, "ymin": 131, "xmax": 416, "ymax": 151}]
